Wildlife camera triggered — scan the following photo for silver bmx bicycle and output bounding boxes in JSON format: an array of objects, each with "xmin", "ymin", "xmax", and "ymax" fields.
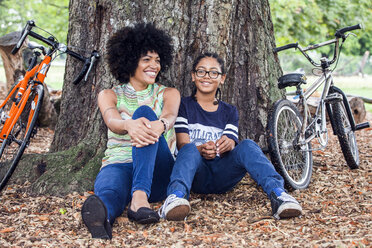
[{"xmin": 267, "ymin": 24, "xmax": 370, "ymax": 190}]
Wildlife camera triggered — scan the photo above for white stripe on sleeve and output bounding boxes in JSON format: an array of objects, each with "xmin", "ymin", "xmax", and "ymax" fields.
[
  {"xmin": 225, "ymin": 124, "xmax": 238, "ymax": 132},
  {"xmin": 223, "ymin": 130, "xmax": 239, "ymax": 139},
  {"xmin": 176, "ymin": 117, "xmax": 188, "ymax": 124},
  {"xmin": 174, "ymin": 124, "xmax": 189, "ymax": 129}
]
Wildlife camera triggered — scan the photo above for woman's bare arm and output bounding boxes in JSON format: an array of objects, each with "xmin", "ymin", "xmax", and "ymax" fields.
[
  {"xmin": 98, "ymin": 89, "xmax": 158, "ymax": 146},
  {"xmin": 149, "ymin": 87, "xmax": 181, "ymax": 137}
]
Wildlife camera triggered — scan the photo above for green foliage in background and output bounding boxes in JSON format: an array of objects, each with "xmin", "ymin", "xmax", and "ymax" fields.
[
  {"xmin": 270, "ymin": 0, "xmax": 372, "ymax": 56},
  {"xmin": 278, "ymin": 53, "xmax": 372, "ymax": 75},
  {"xmin": 0, "ymin": 0, "xmax": 69, "ymax": 44}
]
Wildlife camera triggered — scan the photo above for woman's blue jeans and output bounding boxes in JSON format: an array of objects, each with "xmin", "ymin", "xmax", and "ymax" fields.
[
  {"xmin": 167, "ymin": 139, "xmax": 284, "ymax": 199},
  {"xmin": 94, "ymin": 106, "xmax": 174, "ymax": 224}
]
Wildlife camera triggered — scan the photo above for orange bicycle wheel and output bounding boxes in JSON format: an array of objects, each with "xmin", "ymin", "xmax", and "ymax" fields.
[{"xmin": 0, "ymin": 84, "xmax": 44, "ymax": 192}]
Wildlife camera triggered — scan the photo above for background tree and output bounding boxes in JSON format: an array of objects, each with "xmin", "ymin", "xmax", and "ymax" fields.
[
  {"xmin": 13, "ymin": 0, "xmax": 283, "ymax": 195},
  {"xmin": 0, "ymin": 0, "xmax": 69, "ymax": 44},
  {"xmin": 269, "ymin": 0, "xmax": 372, "ymax": 56}
]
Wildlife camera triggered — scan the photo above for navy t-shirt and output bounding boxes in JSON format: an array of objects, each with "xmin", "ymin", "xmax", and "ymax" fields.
[{"xmin": 174, "ymin": 96, "xmax": 239, "ymax": 146}]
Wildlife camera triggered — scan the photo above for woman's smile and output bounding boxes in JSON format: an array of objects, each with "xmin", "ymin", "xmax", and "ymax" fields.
[
  {"xmin": 144, "ymin": 70, "xmax": 157, "ymax": 78},
  {"xmin": 130, "ymin": 51, "xmax": 161, "ymax": 90}
]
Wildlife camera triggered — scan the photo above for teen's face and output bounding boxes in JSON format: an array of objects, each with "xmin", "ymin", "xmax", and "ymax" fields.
[
  {"xmin": 130, "ymin": 51, "xmax": 161, "ymax": 90},
  {"xmin": 192, "ymin": 57, "xmax": 225, "ymax": 95}
]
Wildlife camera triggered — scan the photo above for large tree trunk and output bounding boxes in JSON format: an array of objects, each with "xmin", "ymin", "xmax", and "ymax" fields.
[{"xmin": 13, "ymin": 0, "xmax": 283, "ymax": 195}]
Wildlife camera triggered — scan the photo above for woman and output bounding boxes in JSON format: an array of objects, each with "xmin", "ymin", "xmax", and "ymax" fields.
[
  {"xmin": 81, "ymin": 23, "xmax": 180, "ymax": 239},
  {"xmin": 158, "ymin": 52, "xmax": 302, "ymax": 221}
]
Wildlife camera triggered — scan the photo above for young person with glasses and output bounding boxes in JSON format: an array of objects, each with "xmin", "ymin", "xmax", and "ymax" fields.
[{"xmin": 158, "ymin": 52, "xmax": 302, "ymax": 221}]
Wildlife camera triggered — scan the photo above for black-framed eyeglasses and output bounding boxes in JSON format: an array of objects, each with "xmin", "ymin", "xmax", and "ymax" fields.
[{"xmin": 194, "ymin": 69, "xmax": 222, "ymax": 79}]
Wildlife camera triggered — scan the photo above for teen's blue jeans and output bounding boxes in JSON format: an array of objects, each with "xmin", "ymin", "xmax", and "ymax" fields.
[
  {"xmin": 167, "ymin": 139, "xmax": 284, "ymax": 199},
  {"xmin": 94, "ymin": 106, "xmax": 174, "ymax": 224}
]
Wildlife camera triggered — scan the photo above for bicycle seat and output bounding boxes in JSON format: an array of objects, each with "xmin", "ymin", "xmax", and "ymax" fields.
[{"xmin": 277, "ymin": 73, "xmax": 307, "ymax": 89}]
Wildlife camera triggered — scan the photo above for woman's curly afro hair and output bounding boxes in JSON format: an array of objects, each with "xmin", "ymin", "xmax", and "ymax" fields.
[{"xmin": 107, "ymin": 23, "xmax": 173, "ymax": 83}]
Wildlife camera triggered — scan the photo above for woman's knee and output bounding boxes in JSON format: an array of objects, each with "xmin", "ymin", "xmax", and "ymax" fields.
[{"xmin": 132, "ymin": 105, "xmax": 157, "ymax": 121}]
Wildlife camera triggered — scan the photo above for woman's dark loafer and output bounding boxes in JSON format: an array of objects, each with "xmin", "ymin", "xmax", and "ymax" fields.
[
  {"xmin": 81, "ymin": 195, "xmax": 112, "ymax": 239},
  {"xmin": 127, "ymin": 205, "xmax": 160, "ymax": 224}
]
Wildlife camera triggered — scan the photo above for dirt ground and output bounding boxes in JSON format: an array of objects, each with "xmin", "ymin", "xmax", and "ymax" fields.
[{"xmin": 0, "ymin": 113, "xmax": 371, "ymax": 247}]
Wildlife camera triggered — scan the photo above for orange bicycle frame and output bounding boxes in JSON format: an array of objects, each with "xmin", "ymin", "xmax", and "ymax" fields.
[{"xmin": 0, "ymin": 55, "xmax": 51, "ymax": 141}]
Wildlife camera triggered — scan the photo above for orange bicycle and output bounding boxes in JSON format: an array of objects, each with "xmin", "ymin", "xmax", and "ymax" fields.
[{"xmin": 0, "ymin": 20, "xmax": 99, "ymax": 191}]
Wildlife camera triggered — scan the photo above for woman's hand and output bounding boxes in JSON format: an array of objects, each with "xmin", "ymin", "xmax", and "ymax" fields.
[
  {"xmin": 198, "ymin": 141, "xmax": 217, "ymax": 160},
  {"xmin": 130, "ymin": 119, "xmax": 165, "ymax": 147},
  {"xmin": 150, "ymin": 120, "xmax": 165, "ymax": 137},
  {"xmin": 127, "ymin": 118, "xmax": 159, "ymax": 147},
  {"xmin": 216, "ymin": 135, "xmax": 235, "ymax": 155}
]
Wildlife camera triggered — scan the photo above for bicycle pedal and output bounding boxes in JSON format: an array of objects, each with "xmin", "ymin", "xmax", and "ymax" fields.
[
  {"xmin": 324, "ymin": 93, "xmax": 342, "ymax": 103},
  {"xmin": 355, "ymin": 122, "xmax": 370, "ymax": 131}
]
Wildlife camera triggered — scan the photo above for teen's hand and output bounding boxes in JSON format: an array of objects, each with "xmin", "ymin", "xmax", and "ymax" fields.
[
  {"xmin": 216, "ymin": 135, "xmax": 235, "ymax": 155},
  {"xmin": 198, "ymin": 141, "xmax": 217, "ymax": 160},
  {"xmin": 127, "ymin": 118, "xmax": 159, "ymax": 147}
]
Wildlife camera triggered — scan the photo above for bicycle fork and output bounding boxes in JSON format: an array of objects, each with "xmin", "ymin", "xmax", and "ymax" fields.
[{"xmin": 326, "ymin": 86, "xmax": 371, "ymax": 135}]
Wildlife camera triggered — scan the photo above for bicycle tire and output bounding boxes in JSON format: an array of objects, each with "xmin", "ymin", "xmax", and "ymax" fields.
[
  {"xmin": 267, "ymin": 99, "xmax": 313, "ymax": 190},
  {"xmin": 0, "ymin": 84, "xmax": 44, "ymax": 192},
  {"xmin": 331, "ymin": 101, "xmax": 359, "ymax": 169}
]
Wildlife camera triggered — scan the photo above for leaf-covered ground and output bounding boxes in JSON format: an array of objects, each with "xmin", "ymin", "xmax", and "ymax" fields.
[{"xmin": 0, "ymin": 114, "xmax": 371, "ymax": 247}]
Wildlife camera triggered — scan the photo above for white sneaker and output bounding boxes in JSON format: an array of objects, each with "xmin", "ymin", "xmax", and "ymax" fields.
[
  {"xmin": 158, "ymin": 194, "xmax": 190, "ymax": 221},
  {"xmin": 270, "ymin": 191, "xmax": 302, "ymax": 219}
]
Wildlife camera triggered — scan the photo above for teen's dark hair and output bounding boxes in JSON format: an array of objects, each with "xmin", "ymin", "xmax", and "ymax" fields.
[
  {"xmin": 191, "ymin": 52, "xmax": 225, "ymax": 104},
  {"xmin": 107, "ymin": 23, "xmax": 173, "ymax": 83}
]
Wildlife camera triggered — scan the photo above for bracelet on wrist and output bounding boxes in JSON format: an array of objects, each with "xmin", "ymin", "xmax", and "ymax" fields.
[{"xmin": 159, "ymin": 118, "xmax": 169, "ymax": 134}]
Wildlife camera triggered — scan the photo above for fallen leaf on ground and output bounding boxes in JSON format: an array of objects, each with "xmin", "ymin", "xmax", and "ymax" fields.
[{"xmin": 0, "ymin": 227, "xmax": 15, "ymax": 233}]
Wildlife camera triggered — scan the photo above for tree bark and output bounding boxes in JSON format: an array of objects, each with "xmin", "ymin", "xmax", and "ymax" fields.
[
  {"xmin": 13, "ymin": 0, "xmax": 283, "ymax": 195},
  {"xmin": 52, "ymin": 0, "xmax": 283, "ymax": 150},
  {"xmin": 355, "ymin": 51, "xmax": 370, "ymax": 77},
  {"xmin": 0, "ymin": 31, "xmax": 27, "ymax": 91},
  {"xmin": 348, "ymin": 97, "xmax": 366, "ymax": 123}
]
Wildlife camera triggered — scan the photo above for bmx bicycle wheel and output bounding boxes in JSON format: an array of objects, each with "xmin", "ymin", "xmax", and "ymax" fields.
[
  {"xmin": 267, "ymin": 99, "xmax": 313, "ymax": 190},
  {"xmin": 331, "ymin": 101, "xmax": 359, "ymax": 169}
]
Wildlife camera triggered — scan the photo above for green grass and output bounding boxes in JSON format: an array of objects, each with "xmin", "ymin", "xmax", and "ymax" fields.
[
  {"xmin": 44, "ymin": 65, "xmax": 65, "ymax": 90},
  {"xmin": 309, "ymin": 76, "xmax": 372, "ymax": 113}
]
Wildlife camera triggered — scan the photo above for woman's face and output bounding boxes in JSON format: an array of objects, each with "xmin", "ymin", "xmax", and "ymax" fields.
[
  {"xmin": 130, "ymin": 51, "xmax": 161, "ymax": 90},
  {"xmin": 192, "ymin": 57, "xmax": 225, "ymax": 95}
]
